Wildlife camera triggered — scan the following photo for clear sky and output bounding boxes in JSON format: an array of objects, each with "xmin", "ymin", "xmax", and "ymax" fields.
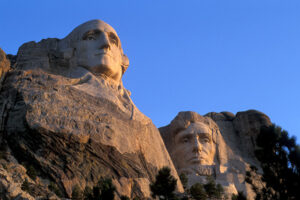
[{"xmin": 1, "ymin": 0, "xmax": 299, "ymax": 143}]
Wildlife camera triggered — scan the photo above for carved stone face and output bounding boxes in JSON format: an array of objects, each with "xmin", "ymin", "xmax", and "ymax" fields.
[
  {"xmin": 65, "ymin": 20, "xmax": 128, "ymax": 82},
  {"xmin": 172, "ymin": 122, "xmax": 216, "ymax": 171}
]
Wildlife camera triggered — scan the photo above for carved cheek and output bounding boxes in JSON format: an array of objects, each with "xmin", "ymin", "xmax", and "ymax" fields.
[
  {"xmin": 111, "ymin": 48, "xmax": 122, "ymax": 63},
  {"xmin": 177, "ymin": 144, "xmax": 188, "ymax": 153},
  {"xmin": 76, "ymin": 43, "xmax": 89, "ymax": 57},
  {"xmin": 203, "ymin": 142, "xmax": 212, "ymax": 153},
  {"xmin": 175, "ymin": 144, "xmax": 189, "ymax": 157}
]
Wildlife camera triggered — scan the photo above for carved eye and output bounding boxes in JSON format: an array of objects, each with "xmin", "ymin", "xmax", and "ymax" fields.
[
  {"xmin": 82, "ymin": 32, "xmax": 97, "ymax": 41},
  {"xmin": 109, "ymin": 33, "xmax": 119, "ymax": 46},
  {"xmin": 86, "ymin": 35, "xmax": 96, "ymax": 40},
  {"xmin": 202, "ymin": 138, "xmax": 210, "ymax": 143},
  {"xmin": 182, "ymin": 137, "xmax": 189, "ymax": 143}
]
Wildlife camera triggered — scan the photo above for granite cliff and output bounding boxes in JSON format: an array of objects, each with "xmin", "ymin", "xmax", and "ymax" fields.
[
  {"xmin": 0, "ymin": 20, "xmax": 182, "ymax": 200},
  {"xmin": 0, "ymin": 20, "xmax": 275, "ymax": 200},
  {"xmin": 160, "ymin": 110, "xmax": 271, "ymax": 199}
]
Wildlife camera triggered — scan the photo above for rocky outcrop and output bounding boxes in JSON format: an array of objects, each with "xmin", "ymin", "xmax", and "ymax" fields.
[
  {"xmin": 205, "ymin": 110, "xmax": 271, "ymax": 199},
  {"xmin": 206, "ymin": 110, "xmax": 271, "ymax": 165},
  {"xmin": 0, "ymin": 19, "xmax": 274, "ymax": 200},
  {"xmin": 0, "ymin": 48, "xmax": 10, "ymax": 79},
  {"xmin": 0, "ymin": 20, "xmax": 182, "ymax": 200},
  {"xmin": 160, "ymin": 110, "xmax": 271, "ymax": 199}
]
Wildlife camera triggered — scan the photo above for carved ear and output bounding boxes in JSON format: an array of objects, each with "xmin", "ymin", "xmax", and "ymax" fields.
[
  {"xmin": 62, "ymin": 48, "xmax": 75, "ymax": 60},
  {"xmin": 121, "ymin": 54, "xmax": 129, "ymax": 74}
]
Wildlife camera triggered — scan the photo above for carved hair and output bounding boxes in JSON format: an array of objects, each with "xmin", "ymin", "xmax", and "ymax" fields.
[{"xmin": 161, "ymin": 111, "xmax": 219, "ymax": 146}]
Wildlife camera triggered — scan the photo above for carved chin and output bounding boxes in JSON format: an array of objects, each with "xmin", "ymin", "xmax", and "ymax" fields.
[
  {"xmin": 82, "ymin": 64, "xmax": 118, "ymax": 76},
  {"xmin": 193, "ymin": 165, "xmax": 215, "ymax": 176},
  {"xmin": 178, "ymin": 165, "xmax": 216, "ymax": 176},
  {"xmin": 187, "ymin": 156, "xmax": 214, "ymax": 165}
]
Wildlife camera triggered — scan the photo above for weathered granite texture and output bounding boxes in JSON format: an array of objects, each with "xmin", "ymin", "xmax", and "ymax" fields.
[
  {"xmin": 0, "ymin": 19, "xmax": 273, "ymax": 200},
  {"xmin": 160, "ymin": 110, "xmax": 272, "ymax": 199},
  {"xmin": 0, "ymin": 48, "xmax": 10, "ymax": 77},
  {"xmin": 0, "ymin": 48, "xmax": 10, "ymax": 91},
  {"xmin": 0, "ymin": 20, "xmax": 182, "ymax": 199}
]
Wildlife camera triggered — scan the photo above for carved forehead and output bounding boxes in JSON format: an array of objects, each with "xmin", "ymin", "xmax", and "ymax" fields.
[
  {"xmin": 184, "ymin": 122, "xmax": 211, "ymax": 134},
  {"xmin": 61, "ymin": 20, "xmax": 119, "ymax": 47},
  {"xmin": 173, "ymin": 121, "xmax": 216, "ymax": 145},
  {"xmin": 74, "ymin": 20, "xmax": 117, "ymax": 36},
  {"xmin": 176, "ymin": 122, "xmax": 212, "ymax": 143}
]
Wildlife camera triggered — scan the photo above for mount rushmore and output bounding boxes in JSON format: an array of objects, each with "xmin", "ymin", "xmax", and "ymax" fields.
[{"xmin": 0, "ymin": 20, "xmax": 272, "ymax": 199}]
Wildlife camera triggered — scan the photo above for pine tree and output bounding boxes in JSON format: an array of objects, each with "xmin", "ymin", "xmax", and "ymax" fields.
[
  {"xmin": 94, "ymin": 177, "xmax": 116, "ymax": 200},
  {"xmin": 179, "ymin": 173, "xmax": 188, "ymax": 190},
  {"xmin": 120, "ymin": 195, "xmax": 130, "ymax": 200},
  {"xmin": 203, "ymin": 176, "xmax": 218, "ymax": 198},
  {"xmin": 150, "ymin": 166, "xmax": 177, "ymax": 200},
  {"xmin": 83, "ymin": 186, "xmax": 93, "ymax": 200},
  {"xmin": 216, "ymin": 183, "xmax": 224, "ymax": 199},
  {"xmin": 254, "ymin": 124, "xmax": 300, "ymax": 199},
  {"xmin": 190, "ymin": 183, "xmax": 207, "ymax": 200},
  {"xmin": 231, "ymin": 191, "xmax": 247, "ymax": 200}
]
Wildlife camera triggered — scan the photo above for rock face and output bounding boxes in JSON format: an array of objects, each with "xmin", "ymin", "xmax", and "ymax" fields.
[
  {"xmin": 0, "ymin": 48, "xmax": 10, "ymax": 91},
  {"xmin": 160, "ymin": 110, "xmax": 272, "ymax": 199},
  {"xmin": 0, "ymin": 19, "xmax": 274, "ymax": 200},
  {"xmin": 0, "ymin": 20, "xmax": 182, "ymax": 199}
]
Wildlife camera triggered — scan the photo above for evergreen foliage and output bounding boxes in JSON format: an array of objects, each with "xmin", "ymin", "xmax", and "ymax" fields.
[
  {"xmin": 231, "ymin": 191, "xmax": 247, "ymax": 200},
  {"xmin": 203, "ymin": 176, "xmax": 218, "ymax": 198},
  {"xmin": 215, "ymin": 183, "xmax": 224, "ymax": 199},
  {"xmin": 83, "ymin": 186, "xmax": 93, "ymax": 200},
  {"xmin": 253, "ymin": 124, "xmax": 300, "ymax": 199},
  {"xmin": 82, "ymin": 178, "xmax": 116, "ymax": 200},
  {"xmin": 120, "ymin": 195, "xmax": 130, "ymax": 200},
  {"xmin": 179, "ymin": 173, "xmax": 188, "ymax": 190},
  {"xmin": 26, "ymin": 165, "xmax": 37, "ymax": 180},
  {"xmin": 189, "ymin": 176, "xmax": 224, "ymax": 200},
  {"xmin": 190, "ymin": 183, "xmax": 207, "ymax": 200},
  {"xmin": 150, "ymin": 166, "xmax": 177, "ymax": 200},
  {"xmin": 21, "ymin": 178, "xmax": 36, "ymax": 196},
  {"xmin": 72, "ymin": 184, "xmax": 84, "ymax": 200},
  {"xmin": 93, "ymin": 177, "xmax": 116, "ymax": 200},
  {"xmin": 48, "ymin": 181, "xmax": 63, "ymax": 197}
]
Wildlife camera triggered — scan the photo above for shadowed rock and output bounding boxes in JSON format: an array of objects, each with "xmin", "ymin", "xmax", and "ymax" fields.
[{"xmin": 0, "ymin": 20, "xmax": 182, "ymax": 199}]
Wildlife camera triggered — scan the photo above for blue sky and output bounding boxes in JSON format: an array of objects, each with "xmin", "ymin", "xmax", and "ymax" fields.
[{"xmin": 1, "ymin": 0, "xmax": 299, "ymax": 143}]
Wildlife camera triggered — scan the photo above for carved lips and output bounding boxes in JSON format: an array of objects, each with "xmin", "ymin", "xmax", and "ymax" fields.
[
  {"xmin": 95, "ymin": 50, "xmax": 112, "ymax": 57},
  {"xmin": 188, "ymin": 155, "xmax": 206, "ymax": 164}
]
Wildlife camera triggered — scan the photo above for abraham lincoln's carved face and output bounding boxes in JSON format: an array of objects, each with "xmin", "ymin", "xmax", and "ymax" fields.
[{"xmin": 171, "ymin": 122, "xmax": 216, "ymax": 171}]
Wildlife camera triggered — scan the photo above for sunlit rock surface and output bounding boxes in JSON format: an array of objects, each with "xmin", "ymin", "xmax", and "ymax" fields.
[
  {"xmin": 0, "ymin": 19, "xmax": 273, "ymax": 200},
  {"xmin": 160, "ymin": 110, "xmax": 271, "ymax": 199},
  {"xmin": 0, "ymin": 20, "xmax": 182, "ymax": 199}
]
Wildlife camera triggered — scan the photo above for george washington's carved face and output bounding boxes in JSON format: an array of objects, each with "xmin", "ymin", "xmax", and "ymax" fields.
[
  {"xmin": 63, "ymin": 20, "xmax": 129, "ymax": 82},
  {"xmin": 171, "ymin": 122, "xmax": 216, "ymax": 172}
]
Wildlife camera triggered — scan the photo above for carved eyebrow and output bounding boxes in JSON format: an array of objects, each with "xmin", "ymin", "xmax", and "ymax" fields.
[
  {"xmin": 176, "ymin": 131, "xmax": 194, "ymax": 141},
  {"xmin": 198, "ymin": 132, "xmax": 212, "ymax": 140},
  {"xmin": 82, "ymin": 29, "xmax": 101, "ymax": 40}
]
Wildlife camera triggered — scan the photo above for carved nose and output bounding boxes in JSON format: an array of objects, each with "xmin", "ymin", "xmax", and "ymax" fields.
[
  {"xmin": 100, "ymin": 44, "xmax": 110, "ymax": 50},
  {"xmin": 99, "ymin": 34, "xmax": 111, "ymax": 50},
  {"xmin": 193, "ymin": 139, "xmax": 202, "ymax": 153}
]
